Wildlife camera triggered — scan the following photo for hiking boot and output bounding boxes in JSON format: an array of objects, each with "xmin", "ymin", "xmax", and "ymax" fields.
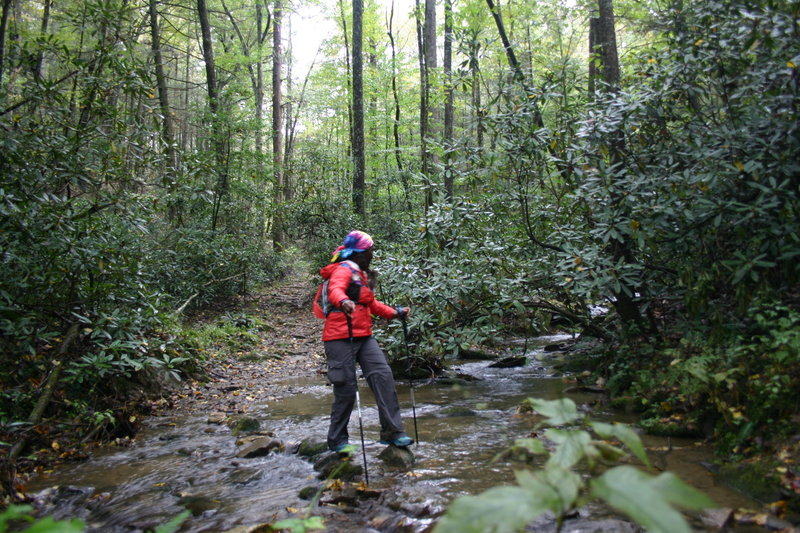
[
  {"xmin": 332, "ymin": 442, "xmax": 352, "ymax": 454},
  {"xmin": 379, "ymin": 434, "xmax": 413, "ymax": 447}
]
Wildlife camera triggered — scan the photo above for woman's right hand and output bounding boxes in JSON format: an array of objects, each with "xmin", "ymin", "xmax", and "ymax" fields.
[{"xmin": 341, "ymin": 299, "xmax": 356, "ymax": 315}]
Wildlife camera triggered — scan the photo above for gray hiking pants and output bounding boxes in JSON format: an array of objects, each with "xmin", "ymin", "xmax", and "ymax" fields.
[{"xmin": 324, "ymin": 336, "xmax": 405, "ymax": 450}]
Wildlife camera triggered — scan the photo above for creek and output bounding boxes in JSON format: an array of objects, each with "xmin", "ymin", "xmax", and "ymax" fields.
[{"xmin": 26, "ymin": 334, "xmax": 763, "ymax": 532}]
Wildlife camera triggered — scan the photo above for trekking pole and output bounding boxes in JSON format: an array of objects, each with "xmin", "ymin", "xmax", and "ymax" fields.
[
  {"xmin": 399, "ymin": 309, "xmax": 419, "ymax": 446},
  {"xmin": 346, "ymin": 314, "xmax": 369, "ymax": 484}
]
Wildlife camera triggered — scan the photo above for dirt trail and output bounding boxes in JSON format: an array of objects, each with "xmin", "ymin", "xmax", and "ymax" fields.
[{"xmin": 169, "ymin": 271, "xmax": 327, "ymax": 416}]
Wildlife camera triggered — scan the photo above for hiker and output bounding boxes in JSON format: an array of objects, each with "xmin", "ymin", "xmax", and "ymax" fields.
[{"xmin": 314, "ymin": 230, "xmax": 413, "ymax": 452}]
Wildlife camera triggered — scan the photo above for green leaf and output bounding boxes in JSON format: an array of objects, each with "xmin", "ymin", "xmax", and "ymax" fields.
[
  {"xmin": 591, "ymin": 466, "xmax": 713, "ymax": 533},
  {"xmin": 650, "ymin": 471, "xmax": 716, "ymax": 510},
  {"xmin": 515, "ymin": 467, "xmax": 582, "ymax": 515},
  {"xmin": 271, "ymin": 516, "xmax": 325, "ymax": 532},
  {"xmin": 512, "ymin": 438, "xmax": 547, "ymax": 455},
  {"xmin": 0, "ymin": 505, "xmax": 35, "ymax": 530},
  {"xmin": 432, "ymin": 485, "xmax": 547, "ymax": 533},
  {"xmin": 18, "ymin": 517, "xmax": 85, "ymax": 533},
  {"xmin": 591, "ymin": 422, "xmax": 652, "ymax": 468},
  {"xmin": 544, "ymin": 429, "xmax": 592, "ymax": 468},
  {"xmin": 154, "ymin": 510, "xmax": 191, "ymax": 533},
  {"xmin": 527, "ymin": 398, "xmax": 580, "ymax": 426},
  {"xmin": 594, "ymin": 441, "xmax": 628, "ymax": 462}
]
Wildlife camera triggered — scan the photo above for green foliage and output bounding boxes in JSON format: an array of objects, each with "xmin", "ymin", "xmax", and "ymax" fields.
[
  {"xmin": 270, "ymin": 516, "xmax": 325, "ymax": 532},
  {"xmin": 153, "ymin": 511, "xmax": 191, "ymax": 533},
  {"xmin": 177, "ymin": 313, "xmax": 271, "ymax": 358},
  {"xmin": 0, "ymin": 0, "xmax": 284, "ymax": 435},
  {"xmin": 0, "ymin": 505, "xmax": 84, "ymax": 533},
  {"xmin": 434, "ymin": 399, "xmax": 713, "ymax": 533},
  {"xmin": 376, "ymin": 201, "xmax": 547, "ymax": 366}
]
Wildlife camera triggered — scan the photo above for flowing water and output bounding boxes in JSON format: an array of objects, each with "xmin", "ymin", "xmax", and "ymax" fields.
[{"xmin": 26, "ymin": 335, "xmax": 763, "ymax": 532}]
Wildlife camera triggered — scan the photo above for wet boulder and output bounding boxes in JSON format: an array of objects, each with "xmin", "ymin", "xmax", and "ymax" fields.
[
  {"xmin": 544, "ymin": 341, "xmax": 574, "ymax": 352},
  {"xmin": 228, "ymin": 467, "xmax": 263, "ymax": 484},
  {"xmin": 313, "ymin": 452, "xmax": 364, "ymax": 481},
  {"xmin": 378, "ymin": 445, "xmax": 415, "ymax": 469},
  {"xmin": 228, "ymin": 416, "xmax": 260, "ymax": 435},
  {"xmin": 235, "ymin": 437, "xmax": 283, "ymax": 458},
  {"xmin": 489, "ymin": 355, "xmax": 527, "ymax": 368},
  {"xmin": 298, "ymin": 485, "xmax": 320, "ymax": 500},
  {"xmin": 699, "ymin": 508, "xmax": 733, "ymax": 530},
  {"xmin": 457, "ymin": 348, "xmax": 496, "ymax": 360},
  {"xmin": 437, "ymin": 406, "xmax": 477, "ymax": 418},
  {"xmin": 297, "ymin": 438, "xmax": 328, "ymax": 458},
  {"xmin": 319, "ymin": 483, "xmax": 382, "ymax": 510},
  {"xmin": 207, "ymin": 412, "xmax": 227, "ymax": 424},
  {"xmin": 177, "ymin": 492, "xmax": 218, "ymax": 516}
]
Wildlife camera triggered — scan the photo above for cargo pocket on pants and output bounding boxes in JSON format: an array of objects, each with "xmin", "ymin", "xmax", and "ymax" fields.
[{"xmin": 327, "ymin": 359, "xmax": 349, "ymax": 386}]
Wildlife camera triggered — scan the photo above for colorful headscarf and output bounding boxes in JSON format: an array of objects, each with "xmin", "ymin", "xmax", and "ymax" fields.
[{"xmin": 330, "ymin": 230, "xmax": 374, "ymax": 262}]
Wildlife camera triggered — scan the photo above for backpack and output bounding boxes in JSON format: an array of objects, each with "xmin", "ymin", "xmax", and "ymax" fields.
[{"xmin": 312, "ymin": 262, "xmax": 360, "ymax": 319}]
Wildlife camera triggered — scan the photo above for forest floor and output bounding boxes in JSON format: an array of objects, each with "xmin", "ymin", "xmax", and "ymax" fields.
[
  {"xmin": 14, "ymin": 269, "xmax": 387, "ymax": 530},
  {"xmin": 11, "ymin": 270, "xmax": 800, "ymax": 530},
  {"xmin": 166, "ymin": 269, "xmax": 328, "ymax": 418}
]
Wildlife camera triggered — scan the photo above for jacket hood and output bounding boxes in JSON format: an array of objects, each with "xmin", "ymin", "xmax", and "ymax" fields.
[{"xmin": 319, "ymin": 261, "xmax": 360, "ymax": 280}]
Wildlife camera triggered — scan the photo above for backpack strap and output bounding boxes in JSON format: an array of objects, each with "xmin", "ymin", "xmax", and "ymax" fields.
[{"xmin": 312, "ymin": 262, "xmax": 363, "ymax": 319}]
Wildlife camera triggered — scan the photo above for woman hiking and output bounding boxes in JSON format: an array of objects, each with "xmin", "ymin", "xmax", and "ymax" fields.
[{"xmin": 313, "ymin": 230, "xmax": 413, "ymax": 453}]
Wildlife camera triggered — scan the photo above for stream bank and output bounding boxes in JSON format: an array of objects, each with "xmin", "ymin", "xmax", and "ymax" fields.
[{"xmin": 19, "ymin": 274, "xmax": 793, "ymax": 532}]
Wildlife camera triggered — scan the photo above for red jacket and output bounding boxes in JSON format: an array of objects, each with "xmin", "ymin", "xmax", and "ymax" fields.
[{"xmin": 318, "ymin": 261, "xmax": 398, "ymax": 341}]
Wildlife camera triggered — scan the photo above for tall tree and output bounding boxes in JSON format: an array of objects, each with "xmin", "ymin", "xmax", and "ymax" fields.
[
  {"xmin": 422, "ymin": 0, "xmax": 437, "ymax": 206},
  {"xmin": 469, "ymin": 33, "xmax": 483, "ymax": 151},
  {"xmin": 352, "ymin": 0, "xmax": 366, "ymax": 215},
  {"xmin": 256, "ymin": 1, "xmax": 269, "ymax": 163},
  {"xmin": 386, "ymin": 0, "xmax": 403, "ymax": 173},
  {"xmin": 485, "ymin": 0, "xmax": 543, "ymax": 128},
  {"xmin": 221, "ymin": 0, "xmax": 270, "ymax": 170},
  {"xmin": 443, "ymin": 0, "xmax": 454, "ymax": 200},
  {"xmin": 596, "ymin": 0, "xmax": 621, "ymax": 88},
  {"xmin": 415, "ymin": 0, "xmax": 429, "ymax": 184},
  {"xmin": 34, "ymin": 0, "xmax": 51, "ymax": 80},
  {"xmin": 339, "ymin": 0, "xmax": 354, "ymax": 159},
  {"xmin": 272, "ymin": 0, "xmax": 285, "ymax": 249},
  {"xmin": 596, "ymin": 0, "xmax": 643, "ymax": 327},
  {"xmin": 0, "ymin": 0, "xmax": 11, "ymax": 86},
  {"xmin": 148, "ymin": 0, "xmax": 178, "ymax": 186},
  {"xmin": 197, "ymin": 0, "xmax": 229, "ymax": 231}
]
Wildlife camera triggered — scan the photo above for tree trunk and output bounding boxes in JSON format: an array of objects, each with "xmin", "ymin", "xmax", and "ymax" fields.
[
  {"xmin": 469, "ymin": 35, "xmax": 483, "ymax": 151},
  {"xmin": 443, "ymin": 0, "xmax": 454, "ymax": 201},
  {"xmin": 415, "ymin": 0, "xmax": 429, "ymax": 187},
  {"xmin": 352, "ymin": 0, "xmax": 365, "ymax": 215},
  {"xmin": 485, "ymin": 0, "xmax": 523, "ymax": 84},
  {"xmin": 588, "ymin": 17, "xmax": 599, "ymax": 97},
  {"xmin": 34, "ymin": 0, "xmax": 51, "ymax": 81},
  {"xmin": 198, "ymin": 0, "xmax": 219, "ymax": 115},
  {"xmin": 387, "ymin": 1, "xmax": 403, "ymax": 174},
  {"xmin": 284, "ymin": 13, "xmax": 294, "ymax": 201},
  {"xmin": 197, "ymin": 0, "xmax": 228, "ymax": 231},
  {"xmin": 597, "ymin": 0, "xmax": 621, "ymax": 89},
  {"xmin": 7, "ymin": 324, "xmax": 80, "ymax": 465},
  {"xmin": 255, "ymin": 1, "xmax": 266, "ymax": 163},
  {"xmin": 596, "ymin": 0, "xmax": 643, "ymax": 328},
  {"xmin": 485, "ymin": 0, "xmax": 544, "ymax": 125},
  {"xmin": 339, "ymin": 0, "xmax": 353, "ymax": 159},
  {"xmin": 422, "ymin": 0, "xmax": 436, "ymax": 207},
  {"xmin": 272, "ymin": 0, "xmax": 285, "ymax": 249},
  {"xmin": 148, "ymin": 0, "xmax": 179, "ymax": 186},
  {"xmin": 0, "ymin": 0, "xmax": 11, "ymax": 87}
]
